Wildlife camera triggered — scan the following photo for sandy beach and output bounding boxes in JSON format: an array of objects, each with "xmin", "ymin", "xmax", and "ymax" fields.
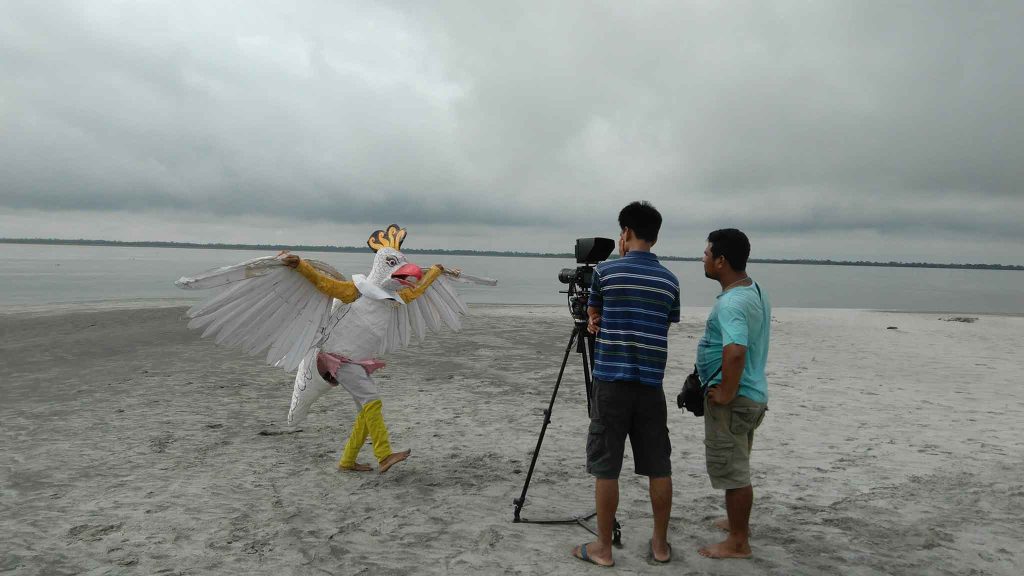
[{"xmin": 1, "ymin": 304, "xmax": 1022, "ymax": 575}]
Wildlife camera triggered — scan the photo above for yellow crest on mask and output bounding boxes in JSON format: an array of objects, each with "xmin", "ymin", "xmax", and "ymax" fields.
[{"xmin": 367, "ymin": 224, "xmax": 407, "ymax": 252}]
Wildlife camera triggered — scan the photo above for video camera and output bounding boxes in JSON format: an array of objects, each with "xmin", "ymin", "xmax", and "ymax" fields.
[{"xmin": 557, "ymin": 238, "xmax": 615, "ymax": 322}]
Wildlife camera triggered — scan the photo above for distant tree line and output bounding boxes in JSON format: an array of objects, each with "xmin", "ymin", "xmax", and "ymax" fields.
[{"xmin": 2, "ymin": 238, "xmax": 1022, "ymax": 271}]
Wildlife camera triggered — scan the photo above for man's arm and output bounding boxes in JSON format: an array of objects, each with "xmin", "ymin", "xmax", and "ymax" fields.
[
  {"xmin": 586, "ymin": 266, "xmax": 604, "ymax": 335},
  {"xmin": 669, "ymin": 288, "xmax": 681, "ymax": 326},
  {"xmin": 283, "ymin": 254, "xmax": 361, "ymax": 303},
  {"xmin": 587, "ymin": 306, "xmax": 602, "ymax": 335},
  {"xmin": 396, "ymin": 265, "xmax": 444, "ymax": 304},
  {"xmin": 708, "ymin": 302, "xmax": 749, "ymax": 405},
  {"xmin": 708, "ymin": 343, "xmax": 745, "ymax": 405}
]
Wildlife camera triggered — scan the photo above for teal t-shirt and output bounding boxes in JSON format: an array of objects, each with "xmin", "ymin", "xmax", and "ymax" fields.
[{"xmin": 696, "ymin": 281, "xmax": 771, "ymax": 404}]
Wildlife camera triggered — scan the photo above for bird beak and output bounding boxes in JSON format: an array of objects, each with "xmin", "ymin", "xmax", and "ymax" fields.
[{"xmin": 391, "ymin": 263, "xmax": 423, "ymax": 287}]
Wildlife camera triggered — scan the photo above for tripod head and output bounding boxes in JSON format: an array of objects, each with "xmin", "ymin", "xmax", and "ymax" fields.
[{"xmin": 561, "ymin": 266, "xmax": 595, "ymax": 325}]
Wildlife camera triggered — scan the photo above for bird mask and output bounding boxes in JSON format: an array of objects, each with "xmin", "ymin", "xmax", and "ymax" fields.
[{"xmin": 364, "ymin": 225, "xmax": 423, "ymax": 293}]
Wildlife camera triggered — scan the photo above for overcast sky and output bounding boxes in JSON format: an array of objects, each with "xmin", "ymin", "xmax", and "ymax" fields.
[{"xmin": 1, "ymin": 1, "xmax": 1022, "ymax": 264}]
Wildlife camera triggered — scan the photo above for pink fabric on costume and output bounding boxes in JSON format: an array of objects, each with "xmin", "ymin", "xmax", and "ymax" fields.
[{"xmin": 316, "ymin": 352, "xmax": 386, "ymax": 382}]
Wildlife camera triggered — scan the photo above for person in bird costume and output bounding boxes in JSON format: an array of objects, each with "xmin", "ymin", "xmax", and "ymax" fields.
[
  {"xmin": 174, "ymin": 225, "xmax": 496, "ymax": 474},
  {"xmin": 281, "ymin": 226, "xmax": 450, "ymax": 473}
]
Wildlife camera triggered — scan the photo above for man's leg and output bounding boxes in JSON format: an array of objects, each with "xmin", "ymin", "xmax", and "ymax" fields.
[
  {"xmin": 338, "ymin": 365, "xmax": 410, "ymax": 474},
  {"xmin": 574, "ymin": 378, "xmax": 629, "ymax": 567},
  {"xmin": 361, "ymin": 399, "xmax": 410, "ymax": 473},
  {"xmin": 633, "ymin": 385, "xmax": 672, "ymax": 561},
  {"xmin": 338, "ymin": 410, "xmax": 372, "ymax": 471},
  {"xmin": 596, "ymin": 478, "xmax": 620, "ymax": 561},
  {"xmin": 649, "ymin": 476, "xmax": 672, "ymax": 561},
  {"xmin": 572, "ymin": 478, "xmax": 617, "ymax": 567},
  {"xmin": 701, "ymin": 397, "xmax": 763, "ymax": 558},
  {"xmin": 699, "ymin": 485, "xmax": 753, "ymax": 558}
]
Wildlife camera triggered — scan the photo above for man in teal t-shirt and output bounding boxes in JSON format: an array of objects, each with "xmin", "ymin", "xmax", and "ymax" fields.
[
  {"xmin": 697, "ymin": 284, "xmax": 770, "ymax": 404},
  {"xmin": 695, "ymin": 228, "xmax": 771, "ymax": 561}
]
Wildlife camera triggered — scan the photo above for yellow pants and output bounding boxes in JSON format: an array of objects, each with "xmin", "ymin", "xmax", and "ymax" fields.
[{"xmin": 338, "ymin": 399, "xmax": 392, "ymax": 468}]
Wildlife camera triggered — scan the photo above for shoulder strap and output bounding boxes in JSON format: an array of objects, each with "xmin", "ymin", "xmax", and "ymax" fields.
[
  {"xmin": 755, "ymin": 281, "xmax": 769, "ymax": 323},
  {"xmin": 699, "ymin": 365, "xmax": 722, "ymax": 389}
]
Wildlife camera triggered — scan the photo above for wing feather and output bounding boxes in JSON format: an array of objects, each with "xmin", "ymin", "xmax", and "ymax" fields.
[
  {"xmin": 433, "ymin": 280, "xmax": 467, "ymax": 320},
  {"xmin": 187, "ymin": 273, "xmax": 271, "ymax": 318},
  {"xmin": 176, "ymin": 256, "xmax": 281, "ymax": 290},
  {"xmin": 277, "ymin": 296, "xmax": 328, "ymax": 371},
  {"xmin": 418, "ymin": 291, "xmax": 442, "ymax": 331},
  {"xmin": 176, "ymin": 258, "xmax": 334, "ymax": 371},
  {"xmin": 214, "ymin": 280, "xmax": 287, "ymax": 340},
  {"xmin": 188, "ymin": 268, "xmax": 297, "ymax": 333},
  {"xmin": 198, "ymin": 294, "xmax": 257, "ymax": 339},
  {"xmin": 215, "ymin": 289, "xmax": 280, "ymax": 347},
  {"xmin": 234, "ymin": 288, "xmax": 291, "ymax": 351},
  {"xmin": 269, "ymin": 278, "xmax": 332, "ymax": 370},
  {"xmin": 398, "ymin": 305, "xmax": 410, "ymax": 347},
  {"xmin": 246, "ymin": 275, "xmax": 308, "ymax": 355},
  {"xmin": 266, "ymin": 296, "xmax": 315, "ymax": 367},
  {"xmin": 373, "ymin": 276, "xmax": 469, "ymax": 355},
  {"xmin": 407, "ymin": 299, "xmax": 426, "ymax": 342}
]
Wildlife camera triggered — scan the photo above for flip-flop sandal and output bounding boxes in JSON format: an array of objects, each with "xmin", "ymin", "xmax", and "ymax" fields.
[
  {"xmin": 647, "ymin": 539, "xmax": 672, "ymax": 564},
  {"xmin": 574, "ymin": 543, "xmax": 615, "ymax": 567}
]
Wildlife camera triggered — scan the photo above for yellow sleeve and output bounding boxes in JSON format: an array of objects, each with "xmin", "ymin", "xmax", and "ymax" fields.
[
  {"xmin": 398, "ymin": 265, "xmax": 443, "ymax": 304},
  {"xmin": 295, "ymin": 260, "xmax": 361, "ymax": 303}
]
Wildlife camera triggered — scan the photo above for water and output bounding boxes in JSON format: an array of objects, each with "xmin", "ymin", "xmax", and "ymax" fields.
[{"xmin": 1, "ymin": 244, "xmax": 1021, "ymax": 314}]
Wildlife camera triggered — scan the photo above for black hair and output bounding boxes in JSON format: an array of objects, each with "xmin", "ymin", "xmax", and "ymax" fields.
[
  {"xmin": 707, "ymin": 228, "xmax": 750, "ymax": 271},
  {"xmin": 618, "ymin": 201, "xmax": 662, "ymax": 243}
]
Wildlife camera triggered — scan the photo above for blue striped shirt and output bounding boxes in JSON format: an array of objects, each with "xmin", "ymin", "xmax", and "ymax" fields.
[{"xmin": 588, "ymin": 251, "xmax": 680, "ymax": 387}]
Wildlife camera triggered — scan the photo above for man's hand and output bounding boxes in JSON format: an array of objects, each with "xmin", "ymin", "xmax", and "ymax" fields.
[
  {"xmin": 706, "ymin": 385, "xmax": 737, "ymax": 406},
  {"xmin": 709, "ymin": 343, "xmax": 746, "ymax": 405},
  {"xmin": 437, "ymin": 264, "xmax": 462, "ymax": 277},
  {"xmin": 587, "ymin": 306, "xmax": 602, "ymax": 335},
  {"xmin": 277, "ymin": 250, "xmax": 301, "ymax": 269}
]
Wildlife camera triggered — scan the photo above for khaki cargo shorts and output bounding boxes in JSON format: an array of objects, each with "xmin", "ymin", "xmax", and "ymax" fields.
[{"xmin": 704, "ymin": 395, "xmax": 767, "ymax": 490}]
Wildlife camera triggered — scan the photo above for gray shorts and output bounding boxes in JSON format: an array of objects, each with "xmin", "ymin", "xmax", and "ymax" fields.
[
  {"xmin": 704, "ymin": 395, "xmax": 767, "ymax": 489},
  {"xmin": 586, "ymin": 378, "xmax": 671, "ymax": 479}
]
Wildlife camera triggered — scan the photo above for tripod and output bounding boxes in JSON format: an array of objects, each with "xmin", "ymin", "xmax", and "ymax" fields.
[{"xmin": 512, "ymin": 315, "xmax": 622, "ymax": 545}]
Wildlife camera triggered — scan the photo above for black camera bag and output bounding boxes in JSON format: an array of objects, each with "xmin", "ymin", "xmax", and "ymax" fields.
[{"xmin": 676, "ymin": 364, "xmax": 720, "ymax": 417}]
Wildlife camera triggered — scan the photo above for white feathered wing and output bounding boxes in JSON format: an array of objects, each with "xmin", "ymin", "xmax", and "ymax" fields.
[{"xmin": 175, "ymin": 256, "xmax": 346, "ymax": 373}]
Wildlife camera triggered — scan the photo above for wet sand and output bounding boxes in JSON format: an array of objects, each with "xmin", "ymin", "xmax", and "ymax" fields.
[{"xmin": 1, "ymin": 305, "xmax": 1022, "ymax": 575}]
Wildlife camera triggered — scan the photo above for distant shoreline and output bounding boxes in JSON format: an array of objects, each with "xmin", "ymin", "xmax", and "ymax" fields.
[{"xmin": 2, "ymin": 237, "xmax": 1022, "ymax": 271}]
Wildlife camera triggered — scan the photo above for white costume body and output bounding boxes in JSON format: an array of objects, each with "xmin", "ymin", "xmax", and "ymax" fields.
[{"xmin": 292, "ymin": 292, "xmax": 398, "ymax": 416}]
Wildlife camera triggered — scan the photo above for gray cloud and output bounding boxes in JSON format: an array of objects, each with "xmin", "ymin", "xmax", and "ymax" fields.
[{"xmin": 1, "ymin": 1, "xmax": 1022, "ymax": 262}]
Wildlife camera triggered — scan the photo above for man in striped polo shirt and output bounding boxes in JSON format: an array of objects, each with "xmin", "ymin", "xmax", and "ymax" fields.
[{"xmin": 571, "ymin": 201, "xmax": 680, "ymax": 567}]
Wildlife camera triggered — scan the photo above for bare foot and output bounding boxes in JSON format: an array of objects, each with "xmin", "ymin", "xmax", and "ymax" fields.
[
  {"xmin": 572, "ymin": 542, "xmax": 614, "ymax": 567},
  {"xmin": 378, "ymin": 449, "xmax": 411, "ymax": 474},
  {"xmin": 698, "ymin": 538, "xmax": 752, "ymax": 559},
  {"xmin": 648, "ymin": 539, "xmax": 672, "ymax": 563},
  {"xmin": 338, "ymin": 462, "xmax": 373, "ymax": 472},
  {"xmin": 713, "ymin": 517, "xmax": 730, "ymax": 531}
]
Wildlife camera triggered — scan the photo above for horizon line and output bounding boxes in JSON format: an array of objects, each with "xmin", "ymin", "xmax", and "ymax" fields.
[{"xmin": 1, "ymin": 237, "xmax": 1022, "ymax": 271}]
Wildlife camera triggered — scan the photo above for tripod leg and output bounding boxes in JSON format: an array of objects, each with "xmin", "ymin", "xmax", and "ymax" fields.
[
  {"xmin": 581, "ymin": 330, "xmax": 595, "ymax": 414},
  {"xmin": 513, "ymin": 326, "xmax": 579, "ymax": 521}
]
